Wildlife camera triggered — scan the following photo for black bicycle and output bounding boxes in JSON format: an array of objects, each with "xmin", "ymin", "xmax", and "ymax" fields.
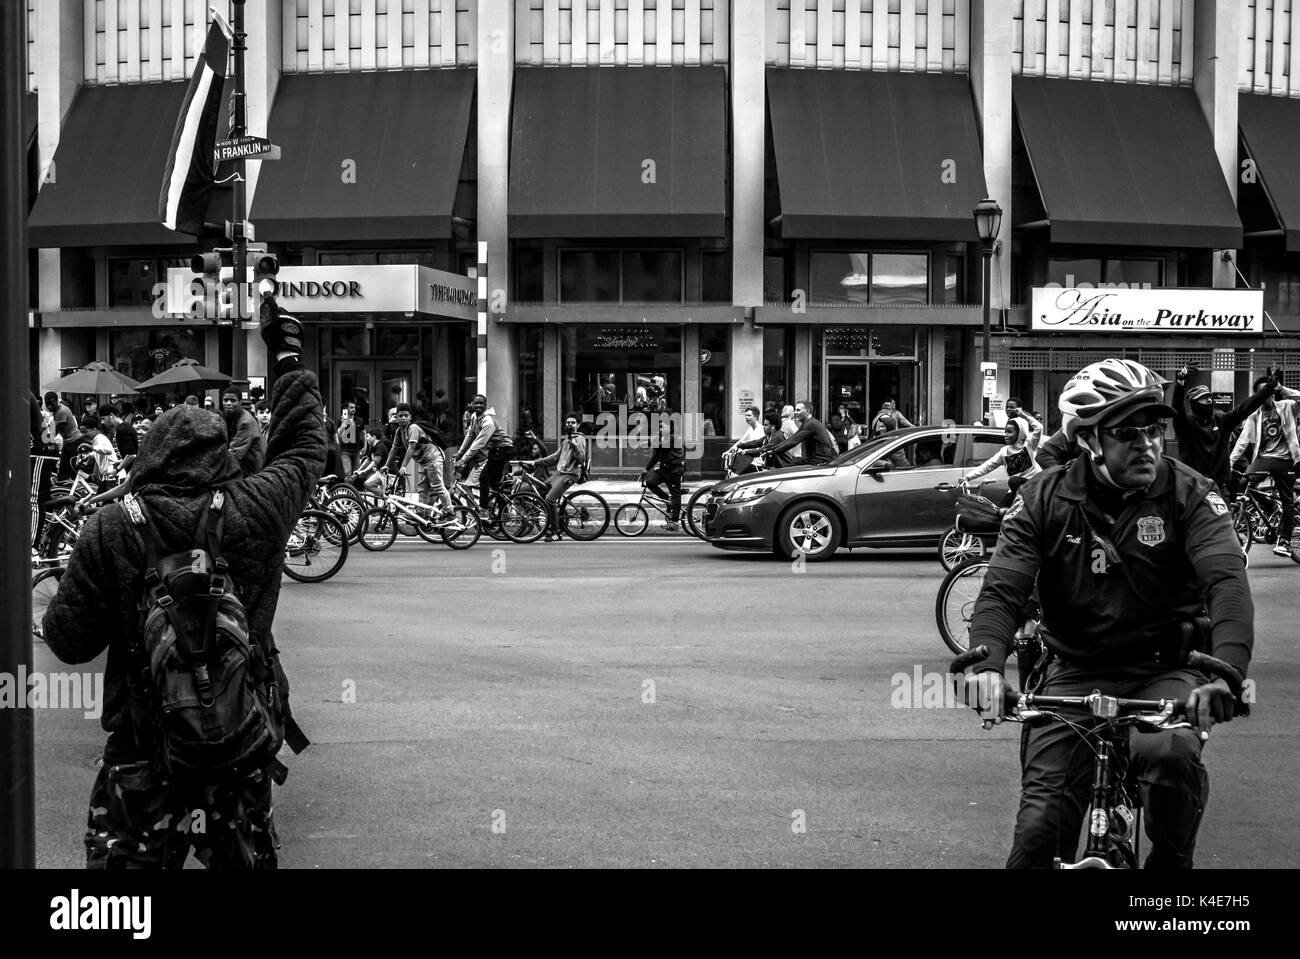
[
  {"xmin": 282, "ymin": 509, "xmax": 349, "ymax": 583},
  {"xmin": 1230, "ymin": 469, "xmax": 1299, "ymax": 563},
  {"xmin": 950, "ymin": 643, "xmax": 1246, "ymax": 869},
  {"xmin": 507, "ymin": 462, "xmax": 611, "ymax": 541}
]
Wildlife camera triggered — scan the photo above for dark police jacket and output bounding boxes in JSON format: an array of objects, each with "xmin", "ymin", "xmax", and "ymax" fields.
[{"xmin": 971, "ymin": 455, "xmax": 1252, "ymax": 677}]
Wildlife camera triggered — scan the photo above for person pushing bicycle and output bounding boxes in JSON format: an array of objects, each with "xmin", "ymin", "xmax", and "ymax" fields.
[{"xmin": 965, "ymin": 358, "xmax": 1253, "ymax": 869}]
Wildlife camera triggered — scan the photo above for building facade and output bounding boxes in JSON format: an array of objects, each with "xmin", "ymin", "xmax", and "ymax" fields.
[{"xmin": 23, "ymin": 0, "xmax": 1300, "ymax": 475}]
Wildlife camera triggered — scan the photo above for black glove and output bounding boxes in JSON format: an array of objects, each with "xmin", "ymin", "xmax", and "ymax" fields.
[{"xmin": 259, "ymin": 298, "xmax": 304, "ymax": 356}]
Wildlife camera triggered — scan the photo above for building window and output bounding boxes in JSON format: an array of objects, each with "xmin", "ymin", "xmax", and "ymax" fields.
[
  {"xmin": 942, "ymin": 254, "xmax": 965, "ymax": 304},
  {"xmin": 701, "ymin": 250, "xmax": 731, "ymax": 303},
  {"xmin": 764, "ymin": 254, "xmax": 787, "ymax": 302},
  {"xmin": 109, "ymin": 328, "xmax": 206, "ymax": 388},
  {"xmin": 108, "ymin": 257, "xmax": 189, "ymax": 308},
  {"xmin": 559, "ymin": 250, "xmax": 620, "ymax": 303},
  {"xmin": 1047, "ymin": 257, "xmax": 1163, "ymax": 289},
  {"xmin": 560, "ymin": 325, "xmax": 682, "ymax": 417},
  {"xmin": 558, "ymin": 249, "xmax": 685, "ymax": 304},
  {"xmin": 513, "ymin": 247, "xmax": 544, "ymax": 302},
  {"xmin": 809, "ymin": 251, "xmax": 930, "ymax": 305},
  {"xmin": 1260, "ymin": 261, "xmax": 1300, "ymax": 317}
]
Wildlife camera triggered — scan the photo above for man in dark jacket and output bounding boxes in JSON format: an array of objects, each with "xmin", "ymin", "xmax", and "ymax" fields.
[
  {"xmin": 765, "ymin": 400, "xmax": 839, "ymax": 466},
  {"xmin": 222, "ymin": 388, "xmax": 266, "ymax": 477},
  {"xmin": 1172, "ymin": 365, "xmax": 1278, "ymax": 494},
  {"xmin": 43, "ymin": 310, "xmax": 325, "ymax": 869},
  {"xmin": 643, "ymin": 419, "xmax": 685, "ymax": 528}
]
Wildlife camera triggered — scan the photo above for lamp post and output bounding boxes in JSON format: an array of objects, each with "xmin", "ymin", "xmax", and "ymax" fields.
[{"xmin": 973, "ymin": 197, "xmax": 1003, "ymax": 424}]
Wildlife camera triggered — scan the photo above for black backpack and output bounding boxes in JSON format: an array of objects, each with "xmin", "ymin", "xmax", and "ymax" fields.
[{"xmin": 123, "ymin": 490, "xmax": 304, "ymax": 783}]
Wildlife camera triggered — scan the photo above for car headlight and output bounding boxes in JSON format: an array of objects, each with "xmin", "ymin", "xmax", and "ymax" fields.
[{"xmin": 726, "ymin": 482, "xmax": 781, "ymax": 504}]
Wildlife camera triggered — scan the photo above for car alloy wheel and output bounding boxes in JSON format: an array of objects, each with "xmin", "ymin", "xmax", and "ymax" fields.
[{"xmin": 778, "ymin": 504, "xmax": 841, "ymax": 561}]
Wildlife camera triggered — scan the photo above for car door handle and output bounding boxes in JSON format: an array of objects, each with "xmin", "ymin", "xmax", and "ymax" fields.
[{"xmin": 935, "ymin": 482, "xmax": 956, "ymax": 491}]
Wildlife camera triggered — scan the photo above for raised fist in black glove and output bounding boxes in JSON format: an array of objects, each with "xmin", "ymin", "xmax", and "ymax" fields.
[{"xmin": 259, "ymin": 296, "xmax": 304, "ymax": 357}]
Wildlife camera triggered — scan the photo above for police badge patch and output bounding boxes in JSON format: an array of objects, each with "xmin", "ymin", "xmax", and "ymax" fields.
[
  {"xmin": 1206, "ymin": 491, "xmax": 1229, "ymax": 516},
  {"xmin": 1136, "ymin": 515, "xmax": 1166, "ymax": 547}
]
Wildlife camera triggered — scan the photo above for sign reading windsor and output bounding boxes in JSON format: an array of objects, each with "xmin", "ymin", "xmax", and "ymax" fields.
[{"xmin": 1031, "ymin": 288, "xmax": 1264, "ymax": 334}]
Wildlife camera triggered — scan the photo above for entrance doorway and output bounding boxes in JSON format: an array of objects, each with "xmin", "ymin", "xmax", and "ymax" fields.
[
  {"xmin": 333, "ymin": 359, "xmax": 418, "ymax": 427},
  {"xmin": 825, "ymin": 361, "xmax": 917, "ymax": 431}
]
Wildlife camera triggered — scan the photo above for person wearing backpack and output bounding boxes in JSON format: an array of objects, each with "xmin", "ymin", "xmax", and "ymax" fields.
[
  {"xmin": 386, "ymin": 402, "xmax": 453, "ymax": 516},
  {"xmin": 42, "ymin": 304, "xmax": 324, "ymax": 870}
]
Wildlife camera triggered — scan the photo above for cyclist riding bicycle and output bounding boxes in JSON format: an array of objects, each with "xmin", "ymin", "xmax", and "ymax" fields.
[
  {"xmin": 522, "ymin": 413, "xmax": 590, "ymax": 510},
  {"xmin": 643, "ymin": 419, "xmax": 685, "ymax": 530},
  {"xmin": 738, "ymin": 409, "xmax": 795, "ymax": 473},
  {"xmin": 453, "ymin": 394, "xmax": 516, "ymax": 511},
  {"xmin": 965, "ymin": 358, "xmax": 1253, "ymax": 869},
  {"xmin": 960, "ymin": 409, "xmax": 1044, "ymax": 507}
]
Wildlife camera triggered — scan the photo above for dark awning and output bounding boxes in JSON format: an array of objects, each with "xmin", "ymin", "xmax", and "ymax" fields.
[
  {"xmin": 28, "ymin": 82, "xmax": 230, "ymax": 247},
  {"xmin": 1014, "ymin": 77, "xmax": 1241, "ymax": 248},
  {"xmin": 766, "ymin": 69, "xmax": 988, "ymax": 241},
  {"xmin": 252, "ymin": 70, "xmax": 474, "ymax": 241},
  {"xmin": 23, "ymin": 92, "xmax": 37, "ymax": 147},
  {"xmin": 1239, "ymin": 93, "xmax": 1300, "ymax": 253},
  {"xmin": 510, "ymin": 66, "xmax": 727, "ymax": 238}
]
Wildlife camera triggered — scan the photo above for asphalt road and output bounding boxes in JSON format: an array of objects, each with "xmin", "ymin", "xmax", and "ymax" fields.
[{"xmin": 32, "ymin": 535, "xmax": 1300, "ymax": 868}]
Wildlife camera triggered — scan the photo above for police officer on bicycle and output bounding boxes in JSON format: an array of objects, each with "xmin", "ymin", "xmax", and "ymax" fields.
[{"xmin": 966, "ymin": 358, "xmax": 1253, "ymax": 869}]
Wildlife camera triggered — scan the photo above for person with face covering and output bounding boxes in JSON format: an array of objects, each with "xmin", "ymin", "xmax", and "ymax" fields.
[
  {"xmin": 961, "ymin": 409, "xmax": 1045, "ymax": 505},
  {"xmin": 1172, "ymin": 365, "xmax": 1292, "ymax": 496},
  {"xmin": 222, "ymin": 390, "xmax": 266, "ymax": 478},
  {"xmin": 41, "ymin": 307, "xmax": 325, "ymax": 868}
]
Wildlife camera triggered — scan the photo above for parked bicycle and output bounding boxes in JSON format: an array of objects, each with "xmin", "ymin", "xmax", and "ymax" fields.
[{"xmin": 949, "ymin": 641, "xmax": 1246, "ymax": 869}]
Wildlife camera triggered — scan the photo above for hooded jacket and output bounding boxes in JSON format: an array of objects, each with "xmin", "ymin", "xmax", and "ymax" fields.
[
  {"xmin": 963, "ymin": 412, "xmax": 1044, "ymax": 483},
  {"xmin": 43, "ymin": 358, "xmax": 327, "ymax": 736},
  {"xmin": 1229, "ymin": 391, "xmax": 1300, "ymax": 467},
  {"xmin": 456, "ymin": 406, "xmax": 513, "ymax": 458}
]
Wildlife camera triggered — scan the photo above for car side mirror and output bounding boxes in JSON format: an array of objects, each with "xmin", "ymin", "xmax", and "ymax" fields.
[{"xmin": 865, "ymin": 461, "xmax": 891, "ymax": 478}]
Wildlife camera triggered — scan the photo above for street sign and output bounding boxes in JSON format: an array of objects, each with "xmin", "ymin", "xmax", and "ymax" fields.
[
  {"xmin": 981, "ymin": 362, "xmax": 997, "ymax": 398},
  {"xmin": 214, "ymin": 136, "xmax": 281, "ymax": 163}
]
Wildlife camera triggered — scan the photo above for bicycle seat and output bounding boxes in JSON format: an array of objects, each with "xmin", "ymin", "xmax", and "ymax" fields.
[{"xmin": 320, "ymin": 474, "xmax": 340, "ymax": 483}]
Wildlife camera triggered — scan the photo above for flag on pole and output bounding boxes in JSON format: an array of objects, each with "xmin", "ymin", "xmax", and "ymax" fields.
[{"xmin": 158, "ymin": 8, "xmax": 232, "ymax": 235}]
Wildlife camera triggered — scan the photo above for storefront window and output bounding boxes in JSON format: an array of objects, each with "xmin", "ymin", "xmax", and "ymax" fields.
[
  {"xmin": 1261, "ymin": 260, "xmax": 1300, "ymax": 316},
  {"xmin": 622, "ymin": 250, "xmax": 683, "ymax": 303},
  {"xmin": 1048, "ymin": 257, "xmax": 1162, "ymax": 288},
  {"xmin": 374, "ymin": 327, "xmax": 420, "ymax": 356},
  {"xmin": 870, "ymin": 328, "xmax": 916, "ymax": 357},
  {"xmin": 513, "ymin": 247, "xmax": 544, "ymax": 302},
  {"xmin": 764, "ymin": 254, "xmax": 787, "ymax": 301},
  {"xmin": 1103, "ymin": 258, "xmax": 1161, "ymax": 288},
  {"xmin": 701, "ymin": 250, "xmax": 731, "ymax": 303},
  {"xmin": 109, "ymin": 328, "xmax": 206, "ymax": 387},
  {"xmin": 559, "ymin": 250, "xmax": 620, "ymax": 302},
  {"xmin": 323, "ymin": 326, "xmax": 368, "ymax": 358},
  {"xmin": 763, "ymin": 327, "xmax": 793, "ymax": 411},
  {"xmin": 942, "ymin": 254, "xmax": 964, "ymax": 304},
  {"xmin": 810, "ymin": 252, "xmax": 929, "ymax": 305},
  {"xmin": 700, "ymin": 325, "xmax": 729, "ymax": 438}
]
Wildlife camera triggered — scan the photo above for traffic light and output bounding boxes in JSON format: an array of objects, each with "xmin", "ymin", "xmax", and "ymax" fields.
[
  {"xmin": 189, "ymin": 249, "xmax": 236, "ymax": 321},
  {"xmin": 253, "ymin": 251, "xmax": 279, "ymax": 298}
]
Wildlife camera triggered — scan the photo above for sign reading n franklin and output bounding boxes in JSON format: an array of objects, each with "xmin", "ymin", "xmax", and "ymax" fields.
[{"xmin": 1031, "ymin": 288, "xmax": 1264, "ymax": 334}]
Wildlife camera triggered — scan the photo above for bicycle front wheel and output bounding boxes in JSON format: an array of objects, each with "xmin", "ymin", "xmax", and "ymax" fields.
[
  {"xmin": 498, "ymin": 492, "xmax": 548, "ymax": 544},
  {"xmin": 32, "ymin": 567, "xmax": 65, "ymax": 642},
  {"xmin": 283, "ymin": 510, "xmax": 349, "ymax": 583},
  {"xmin": 684, "ymin": 486, "xmax": 714, "ymax": 540},
  {"xmin": 559, "ymin": 491, "xmax": 610, "ymax": 541},
  {"xmin": 614, "ymin": 503, "xmax": 649, "ymax": 537},
  {"xmin": 439, "ymin": 506, "xmax": 482, "ymax": 550},
  {"xmin": 323, "ymin": 486, "xmax": 366, "ymax": 543},
  {"xmin": 935, "ymin": 560, "xmax": 989, "ymax": 655},
  {"xmin": 360, "ymin": 507, "xmax": 397, "ymax": 551},
  {"xmin": 937, "ymin": 527, "xmax": 988, "ymax": 571}
]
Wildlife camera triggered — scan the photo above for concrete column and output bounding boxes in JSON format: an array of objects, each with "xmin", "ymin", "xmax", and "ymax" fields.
[
  {"xmin": 729, "ymin": 323, "xmax": 763, "ymax": 439},
  {"xmin": 682, "ymin": 324, "xmax": 701, "ymax": 470},
  {"xmin": 1193, "ymin": 0, "xmax": 1241, "ymax": 289},
  {"xmin": 731, "ymin": 0, "xmax": 764, "ymax": 308},
  {"xmin": 969, "ymin": 0, "xmax": 1012, "ymax": 310},
  {"xmin": 793, "ymin": 326, "xmax": 811, "ymax": 405},
  {"xmin": 33, "ymin": 0, "xmax": 83, "ymax": 388},
  {"xmin": 926, "ymin": 326, "xmax": 945, "ymax": 425},
  {"xmin": 244, "ymin": 0, "xmax": 282, "ymax": 201},
  {"xmin": 479, "ymin": 0, "xmax": 516, "ymax": 426}
]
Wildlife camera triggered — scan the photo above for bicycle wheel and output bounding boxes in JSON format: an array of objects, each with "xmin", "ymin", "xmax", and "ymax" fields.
[
  {"xmin": 558, "ymin": 491, "xmax": 610, "ymax": 541},
  {"xmin": 1230, "ymin": 500, "xmax": 1254, "ymax": 555},
  {"xmin": 360, "ymin": 507, "xmax": 398, "ymax": 551},
  {"xmin": 614, "ymin": 503, "xmax": 650, "ymax": 537},
  {"xmin": 498, "ymin": 492, "xmax": 548, "ymax": 544},
  {"xmin": 936, "ymin": 560, "xmax": 989, "ymax": 655},
  {"xmin": 937, "ymin": 527, "xmax": 988, "ymax": 571},
  {"xmin": 323, "ymin": 487, "xmax": 366, "ymax": 544},
  {"xmin": 684, "ymin": 486, "xmax": 714, "ymax": 540},
  {"xmin": 439, "ymin": 506, "xmax": 482, "ymax": 550},
  {"xmin": 283, "ymin": 510, "xmax": 349, "ymax": 583},
  {"xmin": 31, "ymin": 567, "xmax": 65, "ymax": 642}
]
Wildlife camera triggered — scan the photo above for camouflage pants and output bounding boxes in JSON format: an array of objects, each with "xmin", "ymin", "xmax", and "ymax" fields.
[{"xmin": 85, "ymin": 747, "xmax": 278, "ymax": 870}]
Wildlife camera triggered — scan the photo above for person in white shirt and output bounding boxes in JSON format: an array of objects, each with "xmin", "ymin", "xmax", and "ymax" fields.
[
  {"xmin": 960, "ymin": 410, "xmax": 1045, "ymax": 505},
  {"xmin": 1231, "ymin": 376, "xmax": 1300, "ymax": 557},
  {"xmin": 723, "ymin": 406, "xmax": 764, "ymax": 474}
]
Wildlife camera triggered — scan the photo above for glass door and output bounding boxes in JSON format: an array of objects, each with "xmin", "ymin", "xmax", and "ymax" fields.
[
  {"xmin": 332, "ymin": 360, "xmax": 418, "ymax": 426},
  {"xmin": 826, "ymin": 362, "xmax": 868, "ymax": 423}
]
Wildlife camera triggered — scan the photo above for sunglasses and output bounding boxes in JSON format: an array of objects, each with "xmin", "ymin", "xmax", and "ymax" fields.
[{"xmin": 1100, "ymin": 423, "xmax": 1166, "ymax": 444}]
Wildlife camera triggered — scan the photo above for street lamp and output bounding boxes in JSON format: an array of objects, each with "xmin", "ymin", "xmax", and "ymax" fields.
[{"xmin": 973, "ymin": 197, "xmax": 1003, "ymax": 423}]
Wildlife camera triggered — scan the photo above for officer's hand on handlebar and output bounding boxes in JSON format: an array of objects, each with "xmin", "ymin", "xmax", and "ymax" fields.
[
  {"xmin": 1185, "ymin": 677, "xmax": 1236, "ymax": 736},
  {"xmin": 975, "ymin": 670, "xmax": 1010, "ymax": 724}
]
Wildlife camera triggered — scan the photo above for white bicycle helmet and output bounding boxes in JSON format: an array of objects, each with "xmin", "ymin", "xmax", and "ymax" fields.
[{"xmin": 1058, "ymin": 359, "xmax": 1173, "ymax": 441}]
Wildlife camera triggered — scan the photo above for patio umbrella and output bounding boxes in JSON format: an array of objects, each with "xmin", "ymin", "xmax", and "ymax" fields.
[
  {"xmin": 41, "ymin": 361, "xmax": 141, "ymax": 395},
  {"xmin": 135, "ymin": 358, "xmax": 233, "ymax": 393}
]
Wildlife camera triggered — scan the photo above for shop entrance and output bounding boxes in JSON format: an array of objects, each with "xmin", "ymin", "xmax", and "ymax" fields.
[
  {"xmin": 825, "ymin": 360, "xmax": 917, "ymax": 431},
  {"xmin": 332, "ymin": 359, "xmax": 418, "ymax": 427}
]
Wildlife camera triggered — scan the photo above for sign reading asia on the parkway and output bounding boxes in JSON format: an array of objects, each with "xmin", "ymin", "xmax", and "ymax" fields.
[{"xmin": 1031, "ymin": 287, "xmax": 1264, "ymax": 334}]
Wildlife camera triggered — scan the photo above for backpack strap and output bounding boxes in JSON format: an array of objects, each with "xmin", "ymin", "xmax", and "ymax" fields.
[{"xmin": 192, "ymin": 490, "xmax": 229, "ymax": 713}]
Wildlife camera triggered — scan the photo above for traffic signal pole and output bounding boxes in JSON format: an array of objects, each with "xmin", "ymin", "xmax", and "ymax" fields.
[
  {"xmin": 0, "ymin": 0, "xmax": 36, "ymax": 867},
  {"xmin": 230, "ymin": 0, "xmax": 248, "ymax": 393}
]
